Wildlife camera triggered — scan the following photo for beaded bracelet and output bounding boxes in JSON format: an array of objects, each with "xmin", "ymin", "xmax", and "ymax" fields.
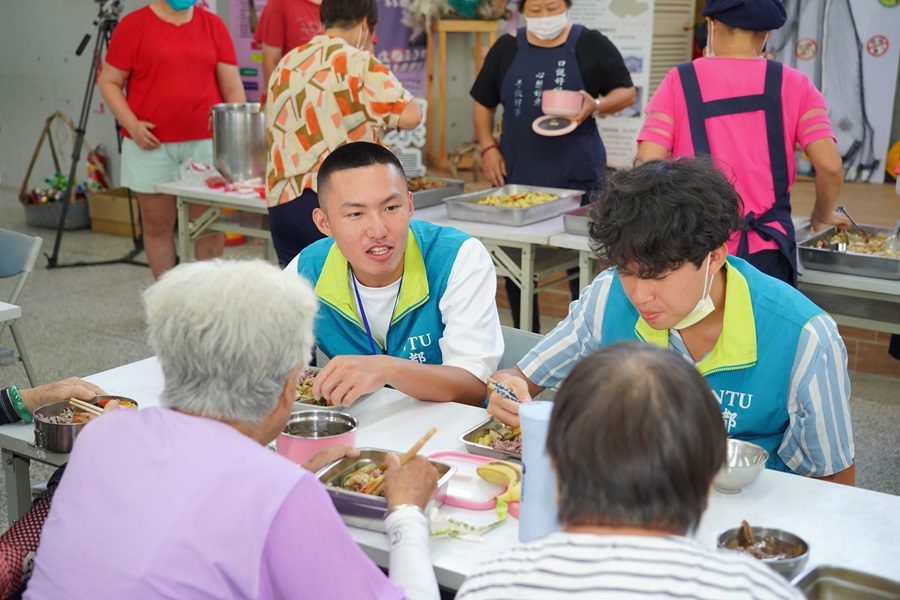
[
  {"xmin": 8, "ymin": 385, "xmax": 33, "ymax": 424},
  {"xmin": 480, "ymin": 144, "xmax": 499, "ymax": 158}
]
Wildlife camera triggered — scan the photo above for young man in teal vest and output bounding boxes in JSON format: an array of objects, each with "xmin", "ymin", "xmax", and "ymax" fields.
[
  {"xmin": 286, "ymin": 142, "xmax": 503, "ymax": 407},
  {"xmin": 487, "ymin": 158, "xmax": 855, "ymax": 484}
]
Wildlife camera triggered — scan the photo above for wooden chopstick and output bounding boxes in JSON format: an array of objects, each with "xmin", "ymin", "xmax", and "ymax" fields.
[
  {"xmin": 399, "ymin": 427, "xmax": 437, "ymax": 465},
  {"xmin": 371, "ymin": 427, "xmax": 438, "ymax": 496},
  {"xmin": 68, "ymin": 398, "xmax": 104, "ymax": 416}
]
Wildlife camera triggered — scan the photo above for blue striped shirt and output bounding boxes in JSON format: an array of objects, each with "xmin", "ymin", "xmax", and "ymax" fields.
[{"xmin": 519, "ymin": 269, "xmax": 854, "ymax": 478}]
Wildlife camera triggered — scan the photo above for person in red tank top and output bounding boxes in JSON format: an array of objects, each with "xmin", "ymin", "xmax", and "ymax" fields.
[{"xmin": 98, "ymin": 0, "xmax": 246, "ymax": 279}]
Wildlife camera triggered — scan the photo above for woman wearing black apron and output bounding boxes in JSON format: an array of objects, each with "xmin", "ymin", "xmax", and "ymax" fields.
[
  {"xmin": 636, "ymin": 0, "xmax": 849, "ymax": 287},
  {"xmin": 471, "ymin": 0, "xmax": 634, "ymax": 332}
]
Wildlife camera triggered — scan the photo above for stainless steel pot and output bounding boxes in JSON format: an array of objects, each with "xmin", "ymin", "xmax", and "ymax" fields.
[
  {"xmin": 33, "ymin": 400, "xmax": 90, "ymax": 453},
  {"xmin": 32, "ymin": 396, "xmax": 138, "ymax": 453},
  {"xmin": 210, "ymin": 103, "xmax": 267, "ymax": 183}
]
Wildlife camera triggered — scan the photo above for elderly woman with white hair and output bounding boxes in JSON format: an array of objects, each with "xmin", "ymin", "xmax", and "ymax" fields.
[{"xmin": 25, "ymin": 260, "xmax": 441, "ymax": 600}]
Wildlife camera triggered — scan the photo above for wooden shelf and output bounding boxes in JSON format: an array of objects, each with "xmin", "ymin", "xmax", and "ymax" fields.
[{"xmin": 426, "ymin": 19, "xmax": 500, "ymax": 169}]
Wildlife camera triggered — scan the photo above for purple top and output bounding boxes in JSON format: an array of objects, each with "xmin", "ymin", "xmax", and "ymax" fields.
[{"xmin": 26, "ymin": 407, "xmax": 403, "ymax": 599}]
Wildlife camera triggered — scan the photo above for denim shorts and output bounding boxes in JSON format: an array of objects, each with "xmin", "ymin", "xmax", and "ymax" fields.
[{"xmin": 121, "ymin": 137, "xmax": 213, "ymax": 194}]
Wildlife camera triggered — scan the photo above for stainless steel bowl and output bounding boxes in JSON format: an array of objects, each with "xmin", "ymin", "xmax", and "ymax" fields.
[
  {"xmin": 282, "ymin": 410, "xmax": 358, "ymax": 439},
  {"xmin": 316, "ymin": 448, "xmax": 455, "ymax": 532},
  {"xmin": 210, "ymin": 103, "xmax": 266, "ymax": 183},
  {"xmin": 713, "ymin": 439, "xmax": 768, "ymax": 494},
  {"xmin": 718, "ymin": 526, "xmax": 810, "ymax": 580},
  {"xmin": 32, "ymin": 396, "xmax": 139, "ymax": 453}
]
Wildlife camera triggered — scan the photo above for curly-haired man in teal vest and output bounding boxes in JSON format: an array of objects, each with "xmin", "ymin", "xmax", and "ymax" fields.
[{"xmin": 486, "ymin": 158, "xmax": 855, "ymax": 485}]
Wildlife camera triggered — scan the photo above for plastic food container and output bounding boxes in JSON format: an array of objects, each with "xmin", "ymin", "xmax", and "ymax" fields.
[{"xmin": 541, "ymin": 90, "xmax": 584, "ymax": 117}]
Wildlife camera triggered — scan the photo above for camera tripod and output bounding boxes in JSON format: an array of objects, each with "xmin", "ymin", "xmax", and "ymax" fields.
[{"xmin": 46, "ymin": 0, "xmax": 147, "ymax": 270}]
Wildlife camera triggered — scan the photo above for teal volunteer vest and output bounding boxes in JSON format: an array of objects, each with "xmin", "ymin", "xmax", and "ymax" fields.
[
  {"xmin": 601, "ymin": 257, "xmax": 824, "ymax": 472},
  {"xmin": 298, "ymin": 220, "xmax": 469, "ymax": 364}
]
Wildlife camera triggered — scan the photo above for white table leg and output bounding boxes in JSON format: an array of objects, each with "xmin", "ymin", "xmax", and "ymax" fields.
[
  {"xmin": 2, "ymin": 448, "xmax": 32, "ymax": 523},
  {"xmin": 579, "ymin": 250, "xmax": 593, "ymax": 293},
  {"xmin": 176, "ymin": 197, "xmax": 192, "ymax": 263},
  {"xmin": 520, "ymin": 244, "xmax": 535, "ymax": 331}
]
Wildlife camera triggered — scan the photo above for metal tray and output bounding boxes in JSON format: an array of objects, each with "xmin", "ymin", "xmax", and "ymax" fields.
[
  {"xmin": 445, "ymin": 184, "xmax": 583, "ymax": 226},
  {"xmin": 316, "ymin": 448, "xmax": 454, "ymax": 532},
  {"xmin": 410, "ymin": 177, "xmax": 465, "ymax": 209},
  {"xmin": 792, "ymin": 565, "xmax": 900, "ymax": 599},
  {"xmin": 293, "ymin": 367, "xmax": 337, "ymax": 410},
  {"xmin": 458, "ymin": 418, "xmax": 522, "ymax": 461},
  {"xmin": 798, "ymin": 226, "xmax": 900, "ymax": 280},
  {"xmin": 563, "ymin": 205, "xmax": 591, "ymax": 235}
]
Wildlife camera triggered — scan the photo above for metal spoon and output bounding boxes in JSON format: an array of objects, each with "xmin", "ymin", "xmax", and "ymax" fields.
[
  {"xmin": 886, "ymin": 218, "xmax": 900, "ymax": 254},
  {"xmin": 836, "ymin": 206, "xmax": 869, "ymax": 242}
]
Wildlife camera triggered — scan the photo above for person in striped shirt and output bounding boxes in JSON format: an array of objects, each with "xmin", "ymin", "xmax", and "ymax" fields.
[
  {"xmin": 460, "ymin": 343, "xmax": 802, "ymax": 600},
  {"xmin": 487, "ymin": 158, "xmax": 854, "ymax": 484}
]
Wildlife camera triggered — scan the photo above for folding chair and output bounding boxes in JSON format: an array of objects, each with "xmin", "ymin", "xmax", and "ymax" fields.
[
  {"xmin": 498, "ymin": 325, "xmax": 543, "ymax": 371},
  {"xmin": 0, "ymin": 228, "xmax": 43, "ymax": 386}
]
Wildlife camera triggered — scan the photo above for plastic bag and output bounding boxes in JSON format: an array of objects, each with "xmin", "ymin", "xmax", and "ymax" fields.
[{"xmin": 177, "ymin": 158, "xmax": 227, "ymax": 188}]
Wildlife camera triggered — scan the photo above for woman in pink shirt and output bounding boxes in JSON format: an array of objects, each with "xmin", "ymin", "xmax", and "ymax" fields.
[{"xmin": 636, "ymin": 0, "xmax": 848, "ymax": 286}]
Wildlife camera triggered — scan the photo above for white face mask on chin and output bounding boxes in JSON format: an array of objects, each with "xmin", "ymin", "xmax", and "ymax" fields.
[
  {"xmin": 672, "ymin": 255, "xmax": 716, "ymax": 330},
  {"xmin": 526, "ymin": 12, "xmax": 569, "ymax": 40}
]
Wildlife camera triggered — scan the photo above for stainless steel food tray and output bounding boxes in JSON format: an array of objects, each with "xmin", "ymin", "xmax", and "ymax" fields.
[
  {"xmin": 792, "ymin": 565, "xmax": 900, "ymax": 599},
  {"xmin": 798, "ymin": 226, "xmax": 900, "ymax": 280},
  {"xmin": 458, "ymin": 418, "xmax": 522, "ymax": 461},
  {"xmin": 316, "ymin": 447, "xmax": 454, "ymax": 532},
  {"xmin": 293, "ymin": 367, "xmax": 337, "ymax": 410},
  {"xmin": 563, "ymin": 205, "xmax": 591, "ymax": 235},
  {"xmin": 411, "ymin": 177, "xmax": 465, "ymax": 209},
  {"xmin": 445, "ymin": 184, "xmax": 583, "ymax": 226}
]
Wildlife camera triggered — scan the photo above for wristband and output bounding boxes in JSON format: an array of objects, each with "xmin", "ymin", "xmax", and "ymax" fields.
[
  {"xmin": 8, "ymin": 386, "xmax": 33, "ymax": 424},
  {"xmin": 385, "ymin": 503, "xmax": 425, "ymax": 520},
  {"xmin": 480, "ymin": 144, "xmax": 499, "ymax": 158}
]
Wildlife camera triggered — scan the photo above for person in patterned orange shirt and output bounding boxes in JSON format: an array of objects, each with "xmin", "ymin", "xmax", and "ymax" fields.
[{"xmin": 265, "ymin": 0, "xmax": 422, "ymax": 266}]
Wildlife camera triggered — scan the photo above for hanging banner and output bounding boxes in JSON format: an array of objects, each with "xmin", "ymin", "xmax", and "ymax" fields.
[
  {"xmin": 769, "ymin": 1, "xmax": 900, "ymax": 184},
  {"xmin": 373, "ymin": 0, "xmax": 428, "ymax": 98},
  {"xmin": 228, "ymin": 0, "xmax": 268, "ymax": 102},
  {"xmin": 568, "ymin": 0, "xmax": 654, "ymax": 170}
]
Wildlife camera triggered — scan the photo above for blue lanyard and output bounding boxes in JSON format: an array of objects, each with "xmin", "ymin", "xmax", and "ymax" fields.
[{"xmin": 350, "ymin": 270, "xmax": 403, "ymax": 356}]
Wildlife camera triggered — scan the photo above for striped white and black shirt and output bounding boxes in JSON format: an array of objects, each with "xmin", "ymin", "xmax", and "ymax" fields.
[{"xmin": 456, "ymin": 533, "xmax": 803, "ymax": 599}]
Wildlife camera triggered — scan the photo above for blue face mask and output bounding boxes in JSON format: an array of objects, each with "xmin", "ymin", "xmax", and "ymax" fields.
[{"xmin": 165, "ymin": 0, "xmax": 197, "ymax": 11}]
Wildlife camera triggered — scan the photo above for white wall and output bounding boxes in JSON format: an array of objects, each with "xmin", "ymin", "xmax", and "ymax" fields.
[{"xmin": 0, "ymin": 1, "xmax": 155, "ymax": 193}]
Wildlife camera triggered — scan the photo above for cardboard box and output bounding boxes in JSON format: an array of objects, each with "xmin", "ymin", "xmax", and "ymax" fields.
[{"xmin": 88, "ymin": 188, "xmax": 141, "ymax": 237}]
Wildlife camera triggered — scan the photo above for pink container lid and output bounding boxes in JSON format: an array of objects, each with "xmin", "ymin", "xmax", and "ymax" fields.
[{"xmin": 428, "ymin": 451, "xmax": 509, "ymax": 511}]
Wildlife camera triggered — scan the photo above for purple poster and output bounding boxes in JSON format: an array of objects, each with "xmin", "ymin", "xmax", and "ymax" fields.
[{"xmin": 373, "ymin": 0, "xmax": 427, "ymax": 98}]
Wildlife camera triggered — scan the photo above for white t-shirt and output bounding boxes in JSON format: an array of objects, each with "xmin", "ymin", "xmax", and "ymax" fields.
[
  {"xmin": 456, "ymin": 532, "xmax": 803, "ymax": 600},
  {"xmin": 286, "ymin": 237, "xmax": 503, "ymax": 382}
]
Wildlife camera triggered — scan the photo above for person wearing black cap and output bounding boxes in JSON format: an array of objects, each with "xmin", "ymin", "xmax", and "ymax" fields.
[{"xmin": 635, "ymin": 0, "xmax": 849, "ymax": 287}]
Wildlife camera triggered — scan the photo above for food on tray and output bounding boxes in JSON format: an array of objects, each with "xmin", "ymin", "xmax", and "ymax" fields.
[
  {"xmin": 477, "ymin": 192, "xmax": 557, "ymax": 209},
  {"xmin": 295, "ymin": 369, "xmax": 330, "ymax": 406},
  {"xmin": 407, "ymin": 177, "xmax": 449, "ymax": 193},
  {"xmin": 814, "ymin": 230, "xmax": 900, "ymax": 258},
  {"xmin": 96, "ymin": 398, "xmax": 138, "ymax": 409},
  {"xmin": 334, "ymin": 462, "xmax": 386, "ymax": 496},
  {"xmin": 724, "ymin": 521, "xmax": 805, "ymax": 560},
  {"xmin": 476, "ymin": 424, "xmax": 522, "ymax": 454}
]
